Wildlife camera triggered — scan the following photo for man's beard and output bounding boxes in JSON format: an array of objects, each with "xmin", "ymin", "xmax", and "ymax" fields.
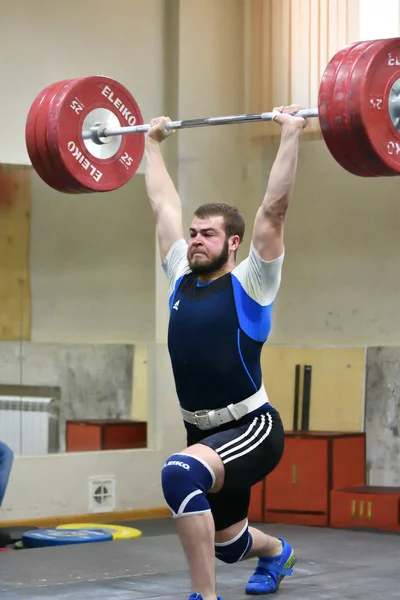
[{"xmin": 188, "ymin": 239, "xmax": 230, "ymax": 275}]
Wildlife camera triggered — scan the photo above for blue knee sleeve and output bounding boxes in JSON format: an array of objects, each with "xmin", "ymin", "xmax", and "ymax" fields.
[
  {"xmin": 215, "ymin": 521, "xmax": 253, "ymax": 564},
  {"xmin": 0, "ymin": 441, "xmax": 14, "ymax": 507},
  {"xmin": 161, "ymin": 453, "xmax": 215, "ymax": 518}
]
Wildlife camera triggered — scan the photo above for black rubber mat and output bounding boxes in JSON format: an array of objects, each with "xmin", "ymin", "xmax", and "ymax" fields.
[{"xmin": 0, "ymin": 522, "xmax": 398, "ymax": 599}]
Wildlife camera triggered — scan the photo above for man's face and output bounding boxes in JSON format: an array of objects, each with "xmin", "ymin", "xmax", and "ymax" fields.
[{"xmin": 187, "ymin": 215, "xmax": 234, "ymax": 275}]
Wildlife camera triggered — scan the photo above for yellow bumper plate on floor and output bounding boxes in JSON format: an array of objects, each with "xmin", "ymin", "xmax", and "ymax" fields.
[{"xmin": 56, "ymin": 523, "xmax": 142, "ymax": 540}]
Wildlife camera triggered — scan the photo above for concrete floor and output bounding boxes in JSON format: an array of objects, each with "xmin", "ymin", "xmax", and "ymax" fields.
[{"xmin": 0, "ymin": 519, "xmax": 399, "ymax": 599}]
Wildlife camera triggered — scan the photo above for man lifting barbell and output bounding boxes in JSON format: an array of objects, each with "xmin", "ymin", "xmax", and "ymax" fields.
[
  {"xmin": 144, "ymin": 105, "xmax": 307, "ymax": 600},
  {"xmin": 22, "ymin": 33, "xmax": 400, "ymax": 595}
]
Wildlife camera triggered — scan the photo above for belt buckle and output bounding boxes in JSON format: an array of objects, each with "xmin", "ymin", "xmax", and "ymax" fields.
[{"xmin": 193, "ymin": 409, "xmax": 212, "ymax": 430}]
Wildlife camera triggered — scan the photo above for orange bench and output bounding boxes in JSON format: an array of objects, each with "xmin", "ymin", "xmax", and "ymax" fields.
[{"xmin": 330, "ymin": 486, "xmax": 400, "ymax": 532}]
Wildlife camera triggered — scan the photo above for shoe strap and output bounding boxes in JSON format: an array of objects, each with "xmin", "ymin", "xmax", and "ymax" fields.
[{"xmin": 259, "ymin": 560, "xmax": 294, "ymax": 577}]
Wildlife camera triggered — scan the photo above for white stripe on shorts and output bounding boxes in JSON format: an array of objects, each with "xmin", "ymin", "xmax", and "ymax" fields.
[{"xmin": 215, "ymin": 413, "xmax": 273, "ymax": 465}]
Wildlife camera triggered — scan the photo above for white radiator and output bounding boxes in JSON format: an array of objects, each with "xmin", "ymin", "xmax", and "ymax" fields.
[{"xmin": 0, "ymin": 396, "xmax": 59, "ymax": 456}]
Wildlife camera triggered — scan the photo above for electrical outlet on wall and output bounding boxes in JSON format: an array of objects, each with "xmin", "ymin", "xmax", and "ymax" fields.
[{"xmin": 88, "ymin": 476, "xmax": 116, "ymax": 513}]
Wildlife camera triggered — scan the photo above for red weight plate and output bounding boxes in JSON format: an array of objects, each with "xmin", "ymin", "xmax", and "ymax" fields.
[
  {"xmin": 333, "ymin": 40, "xmax": 392, "ymax": 177},
  {"xmin": 25, "ymin": 82, "xmax": 74, "ymax": 193},
  {"xmin": 35, "ymin": 79, "xmax": 93, "ymax": 193},
  {"xmin": 348, "ymin": 37, "xmax": 400, "ymax": 176},
  {"xmin": 46, "ymin": 77, "xmax": 145, "ymax": 192},
  {"xmin": 333, "ymin": 41, "xmax": 380, "ymax": 176},
  {"xmin": 318, "ymin": 41, "xmax": 367, "ymax": 176},
  {"xmin": 330, "ymin": 41, "xmax": 374, "ymax": 176},
  {"xmin": 344, "ymin": 41, "xmax": 396, "ymax": 176}
]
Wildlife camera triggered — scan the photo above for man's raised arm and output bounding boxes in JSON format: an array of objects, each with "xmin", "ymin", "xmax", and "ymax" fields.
[
  {"xmin": 145, "ymin": 116, "xmax": 184, "ymax": 262},
  {"xmin": 251, "ymin": 105, "xmax": 308, "ymax": 262}
]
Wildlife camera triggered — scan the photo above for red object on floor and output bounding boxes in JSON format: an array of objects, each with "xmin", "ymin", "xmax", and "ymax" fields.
[
  {"xmin": 248, "ymin": 431, "xmax": 365, "ymax": 526},
  {"xmin": 330, "ymin": 486, "xmax": 400, "ymax": 532},
  {"xmin": 0, "ymin": 548, "xmax": 12, "ymax": 552},
  {"xmin": 66, "ymin": 419, "xmax": 147, "ymax": 451}
]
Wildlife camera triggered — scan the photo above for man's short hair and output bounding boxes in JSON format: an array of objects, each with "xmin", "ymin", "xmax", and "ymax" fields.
[{"xmin": 194, "ymin": 203, "xmax": 245, "ymax": 244}]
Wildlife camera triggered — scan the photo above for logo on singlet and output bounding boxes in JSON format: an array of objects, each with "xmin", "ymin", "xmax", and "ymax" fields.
[{"xmin": 173, "ymin": 300, "xmax": 180, "ymax": 310}]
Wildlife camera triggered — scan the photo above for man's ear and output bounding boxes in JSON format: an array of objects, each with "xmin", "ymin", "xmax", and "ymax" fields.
[{"xmin": 230, "ymin": 235, "xmax": 240, "ymax": 252}]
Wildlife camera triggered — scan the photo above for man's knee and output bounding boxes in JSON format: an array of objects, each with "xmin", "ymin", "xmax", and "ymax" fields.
[
  {"xmin": 215, "ymin": 521, "xmax": 253, "ymax": 564},
  {"xmin": 161, "ymin": 452, "xmax": 215, "ymax": 518}
]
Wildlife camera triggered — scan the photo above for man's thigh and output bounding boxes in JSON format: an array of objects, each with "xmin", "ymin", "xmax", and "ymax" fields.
[
  {"xmin": 199, "ymin": 410, "xmax": 283, "ymax": 530},
  {"xmin": 184, "ymin": 408, "xmax": 284, "ymax": 529},
  {"xmin": 198, "ymin": 408, "xmax": 284, "ymax": 490},
  {"xmin": 207, "ymin": 483, "xmax": 251, "ymax": 531}
]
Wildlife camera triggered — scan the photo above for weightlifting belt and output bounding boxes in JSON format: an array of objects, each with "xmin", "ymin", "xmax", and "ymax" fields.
[{"xmin": 180, "ymin": 384, "xmax": 269, "ymax": 430}]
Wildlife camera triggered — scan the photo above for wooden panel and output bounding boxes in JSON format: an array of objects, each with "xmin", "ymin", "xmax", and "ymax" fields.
[
  {"xmin": 271, "ymin": 0, "xmax": 291, "ymax": 108},
  {"xmin": 246, "ymin": 0, "xmax": 361, "ymax": 138},
  {"xmin": 103, "ymin": 423, "xmax": 147, "ymax": 450},
  {"xmin": 332, "ymin": 436, "xmax": 365, "ymax": 488},
  {"xmin": 66, "ymin": 422, "xmax": 102, "ymax": 452},
  {"xmin": 261, "ymin": 346, "xmax": 365, "ymax": 432},
  {"xmin": 265, "ymin": 437, "xmax": 328, "ymax": 512},
  {"xmin": 0, "ymin": 165, "xmax": 31, "ymax": 341},
  {"xmin": 263, "ymin": 433, "xmax": 366, "ymax": 527},
  {"xmin": 265, "ymin": 511, "xmax": 328, "ymax": 527},
  {"xmin": 330, "ymin": 487, "xmax": 400, "ymax": 532}
]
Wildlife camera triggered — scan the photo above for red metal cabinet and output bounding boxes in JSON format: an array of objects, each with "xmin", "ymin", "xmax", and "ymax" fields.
[
  {"xmin": 248, "ymin": 432, "xmax": 365, "ymax": 526},
  {"xmin": 66, "ymin": 419, "xmax": 147, "ymax": 452}
]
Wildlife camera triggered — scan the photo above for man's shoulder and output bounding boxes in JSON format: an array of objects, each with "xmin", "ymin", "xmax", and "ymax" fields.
[{"xmin": 230, "ymin": 243, "xmax": 285, "ymax": 307}]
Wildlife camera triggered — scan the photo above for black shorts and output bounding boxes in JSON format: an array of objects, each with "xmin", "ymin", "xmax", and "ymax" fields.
[{"xmin": 185, "ymin": 405, "xmax": 284, "ymax": 531}]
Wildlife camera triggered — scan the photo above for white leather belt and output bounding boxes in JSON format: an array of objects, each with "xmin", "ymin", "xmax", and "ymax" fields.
[{"xmin": 180, "ymin": 384, "xmax": 269, "ymax": 431}]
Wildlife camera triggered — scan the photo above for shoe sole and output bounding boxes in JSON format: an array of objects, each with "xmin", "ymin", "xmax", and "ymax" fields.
[{"xmin": 245, "ymin": 553, "xmax": 297, "ymax": 595}]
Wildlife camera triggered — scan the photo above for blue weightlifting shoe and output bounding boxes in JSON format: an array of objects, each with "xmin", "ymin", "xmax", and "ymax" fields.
[
  {"xmin": 245, "ymin": 538, "xmax": 296, "ymax": 595},
  {"xmin": 188, "ymin": 594, "xmax": 223, "ymax": 600}
]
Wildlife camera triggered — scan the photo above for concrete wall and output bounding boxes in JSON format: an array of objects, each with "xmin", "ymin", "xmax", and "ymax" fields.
[{"xmin": 365, "ymin": 347, "xmax": 400, "ymax": 485}]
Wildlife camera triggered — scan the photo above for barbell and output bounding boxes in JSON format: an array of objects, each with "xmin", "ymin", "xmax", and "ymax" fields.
[{"xmin": 25, "ymin": 36, "xmax": 400, "ymax": 193}]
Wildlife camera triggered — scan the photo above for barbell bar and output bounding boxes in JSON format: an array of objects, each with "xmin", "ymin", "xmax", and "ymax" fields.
[
  {"xmin": 25, "ymin": 35, "xmax": 400, "ymax": 193},
  {"xmin": 84, "ymin": 108, "xmax": 319, "ymax": 143}
]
